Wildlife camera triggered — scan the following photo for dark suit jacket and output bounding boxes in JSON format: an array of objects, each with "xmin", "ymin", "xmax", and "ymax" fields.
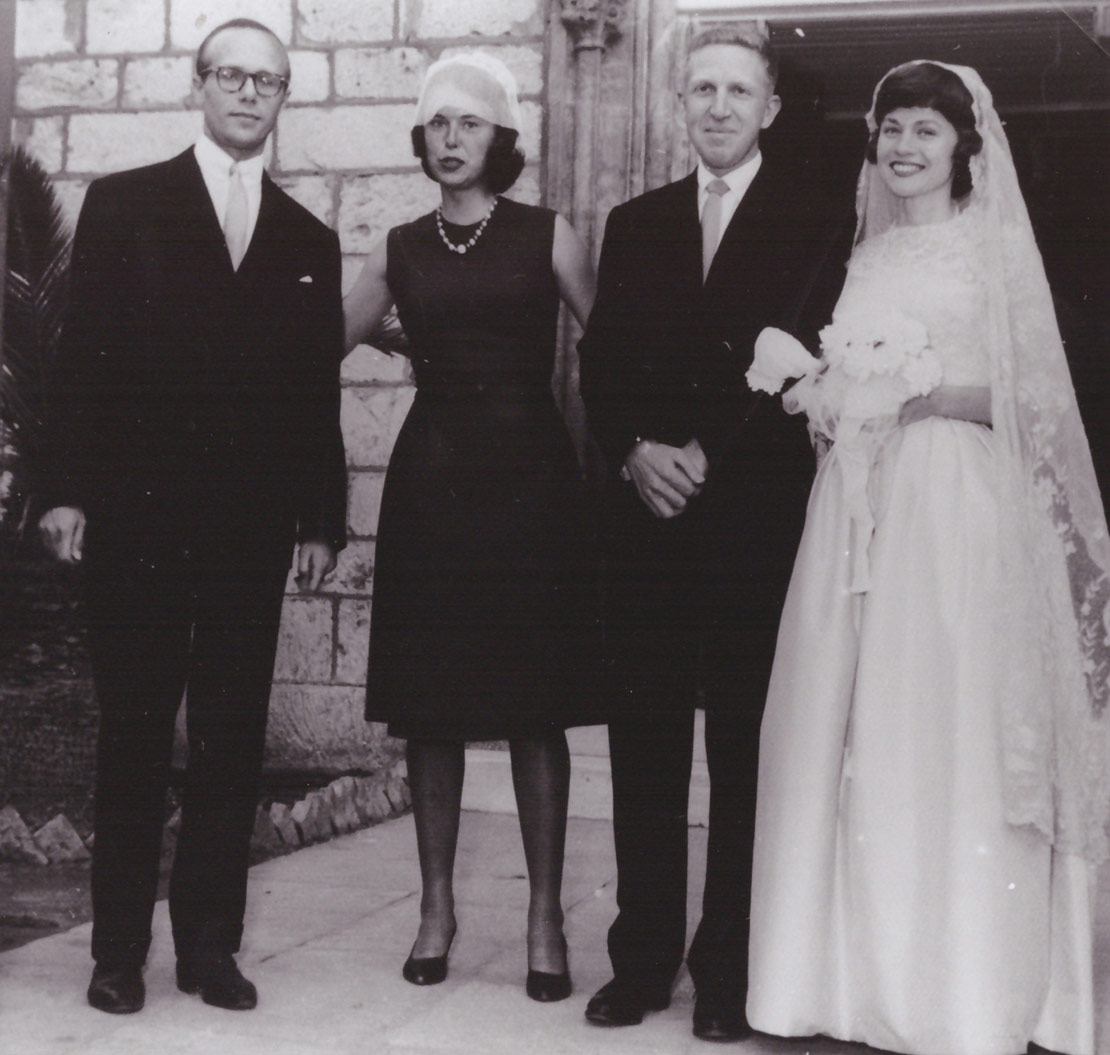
[
  {"xmin": 41, "ymin": 148, "xmax": 347, "ymax": 564},
  {"xmin": 579, "ymin": 159, "xmax": 846, "ymax": 582}
]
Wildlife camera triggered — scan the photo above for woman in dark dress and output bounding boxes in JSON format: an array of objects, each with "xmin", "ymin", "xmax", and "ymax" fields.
[{"xmin": 344, "ymin": 53, "xmax": 598, "ymax": 1002}]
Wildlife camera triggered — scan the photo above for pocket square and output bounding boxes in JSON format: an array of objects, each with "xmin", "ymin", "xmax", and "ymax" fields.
[{"xmin": 299, "ymin": 274, "xmax": 313, "ymax": 283}]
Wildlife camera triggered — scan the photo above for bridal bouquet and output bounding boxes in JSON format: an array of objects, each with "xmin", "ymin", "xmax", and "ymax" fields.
[
  {"xmin": 747, "ymin": 307, "xmax": 941, "ymax": 593},
  {"xmin": 747, "ymin": 305, "xmax": 941, "ymax": 441}
]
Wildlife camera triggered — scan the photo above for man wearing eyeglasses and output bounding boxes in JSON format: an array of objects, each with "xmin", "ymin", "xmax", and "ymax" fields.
[{"xmin": 38, "ymin": 19, "xmax": 346, "ymax": 1016}]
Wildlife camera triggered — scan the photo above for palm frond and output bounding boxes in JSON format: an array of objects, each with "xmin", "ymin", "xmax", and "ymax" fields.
[
  {"xmin": 1, "ymin": 146, "xmax": 73, "ymax": 533},
  {"xmin": 1, "ymin": 147, "xmax": 72, "ymax": 442},
  {"xmin": 3, "ymin": 146, "xmax": 72, "ymax": 285}
]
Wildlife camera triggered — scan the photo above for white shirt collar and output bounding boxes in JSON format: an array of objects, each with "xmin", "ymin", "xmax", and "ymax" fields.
[
  {"xmin": 697, "ymin": 151, "xmax": 762, "ymax": 203},
  {"xmin": 193, "ymin": 135, "xmax": 266, "ymax": 251},
  {"xmin": 194, "ymin": 134, "xmax": 266, "ymax": 185},
  {"xmin": 696, "ymin": 151, "xmax": 763, "ymax": 266}
]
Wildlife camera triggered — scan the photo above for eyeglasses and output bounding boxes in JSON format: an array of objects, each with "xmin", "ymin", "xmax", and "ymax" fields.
[{"xmin": 199, "ymin": 66, "xmax": 289, "ymax": 98}]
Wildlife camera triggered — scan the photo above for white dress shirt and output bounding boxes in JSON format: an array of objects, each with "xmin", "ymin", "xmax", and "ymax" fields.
[
  {"xmin": 697, "ymin": 151, "xmax": 763, "ymax": 261},
  {"xmin": 193, "ymin": 134, "xmax": 265, "ymax": 250}
]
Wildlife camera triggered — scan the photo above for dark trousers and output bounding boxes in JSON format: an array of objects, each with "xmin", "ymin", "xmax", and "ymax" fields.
[
  {"xmin": 85, "ymin": 535, "xmax": 290, "ymax": 967},
  {"xmin": 606, "ymin": 671, "xmax": 768, "ymax": 1000},
  {"xmin": 602, "ymin": 485, "xmax": 785, "ymax": 1001}
]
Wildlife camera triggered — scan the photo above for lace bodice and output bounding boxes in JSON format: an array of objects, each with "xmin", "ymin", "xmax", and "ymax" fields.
[{"xmin": 835, "ymin": 208, "xmax": 990, "ymax": 388}]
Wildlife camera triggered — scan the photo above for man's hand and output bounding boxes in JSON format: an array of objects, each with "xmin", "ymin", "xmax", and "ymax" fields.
[
  {"xmin": 682, "ymin": 437, "xmax": 708, "ymax": 482},
  {"xmin": 39, "ymin": 507, "xmax": 86, "ymax": 563},
  {"xmin": 624, "ymin": 439, "xmax": 707, "ymax": 519},
  {"xmin": 295, "ymin": 540, "xmax": 337, "ymax": 593}
]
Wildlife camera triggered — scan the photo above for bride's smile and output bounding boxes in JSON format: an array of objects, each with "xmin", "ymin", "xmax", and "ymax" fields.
[{"xmin": 876, "ymin": 105, "xmax": 959, "ymax": 217}]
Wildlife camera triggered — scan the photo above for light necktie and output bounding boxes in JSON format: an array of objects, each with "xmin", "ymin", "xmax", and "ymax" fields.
[
  {"xmin": 701, "ymin": 178, "xmax": 729, "ymax": 281},
  {"xmin": 224, "ymin": 162, "xmax": 249, "ymax": 271}
]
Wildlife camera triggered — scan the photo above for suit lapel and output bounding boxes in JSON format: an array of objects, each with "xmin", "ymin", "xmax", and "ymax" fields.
[
  {"xmin": 233, "ymin": 176, "xmax": 304, "ymax": 354},
  {"xmin": 164, "ymin": 149, "xmax": 237, "ymax": 278},
  {"xmin": 156, "ymin": 150, "xmax": 247, "ymax": 358},
  {"xmin": 167, "ymin": 148, "xmax": 285, "ymax": 285},
  {"xmin": 704, "ymin": 162, "xmax": 778, "ymax": 288},
  {"xmin": 235, "ymin": 172, "xmax": 282, "ymax": 281},
  {"xmin": 664, "ymin": 173, "xmax": 704, "ymax": 302}
]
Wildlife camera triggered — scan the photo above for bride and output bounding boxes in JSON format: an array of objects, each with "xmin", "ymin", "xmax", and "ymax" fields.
[{"xmin": 746, "ymin": 61, "xmax": 1109, "ymax": 1055}]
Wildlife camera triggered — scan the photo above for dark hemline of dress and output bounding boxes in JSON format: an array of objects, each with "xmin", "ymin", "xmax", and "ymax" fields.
[{"xmin": 365, "ymin": 198, "xmax": 604, "ymax": 741}]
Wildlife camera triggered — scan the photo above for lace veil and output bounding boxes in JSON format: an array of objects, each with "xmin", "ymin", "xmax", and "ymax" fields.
[{"xmin": 857, "ymin": 61, "xmax": 1110, "ymax": 863}]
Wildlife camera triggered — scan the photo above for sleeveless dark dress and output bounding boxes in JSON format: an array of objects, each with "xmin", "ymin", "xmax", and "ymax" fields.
[{"xmin": 366, "ymin": 198, "xmax": 601, "ymax": 740}]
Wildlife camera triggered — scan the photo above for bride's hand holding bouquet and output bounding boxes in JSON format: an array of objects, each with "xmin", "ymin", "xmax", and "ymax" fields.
[
  {"xmin": 747, "ymin": 303, "xmax": 942, "ymax": 447},
  {"xmin": 746, "ymin": 307, "xmax": 943, "ymax": 593}
]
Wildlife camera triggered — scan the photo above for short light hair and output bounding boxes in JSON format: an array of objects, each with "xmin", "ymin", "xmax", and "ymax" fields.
[
  {"xmin": 686, "ymin": 25, "xmax": 779, "ymax": 90},
  {"xmin": 195, "ymin": 18, "xmax": 289, "ymax": 77}
]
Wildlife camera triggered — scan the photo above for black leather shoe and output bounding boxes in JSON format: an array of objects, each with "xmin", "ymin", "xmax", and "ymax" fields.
[
  {"xmin": 585, "ymin": 978, "xmax": 670, "ymax": 1026},
  {"xmin": 402, "ymin": 929, "xmax": 455, "ymax": 986},
  {"xmin": 176, "ymin": 952, "xmax": 258, "ymax": 1010},
  {"xmin": 692, "ymin": 995, "xmax": 753, "ymax": 1042},
  {"xmin": 87, "ymin": 964, "xmax": 145, "ymax": 1014},
  {"xmin": 402, "ymin": 950, "xmax": 449, "ymax": 985},
  {"xmin": 526, "ymin": 966, "xmax": 572, "ymax": 1002},
  {"xmin": 526, "ymin": 933, "xmax": 571, "ymax": 1002}
]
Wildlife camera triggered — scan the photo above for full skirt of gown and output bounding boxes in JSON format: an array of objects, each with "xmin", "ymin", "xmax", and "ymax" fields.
[{"xmin": 747, "ymin": 416, "xmax": 1096, "ymax": 1055}]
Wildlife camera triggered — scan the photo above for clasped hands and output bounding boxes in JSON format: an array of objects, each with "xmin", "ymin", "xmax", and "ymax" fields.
[
  {"xmin": 38, "ymin": 506, "xmax": 336, "ymax": 592},
  {"xmin": 293, "ymin": 541, "xmax": 337, "ymax": 593},
  {"xmin": 39, "ymin": 506, "xmax": 85, "ymax": 563},
  {"xmin": 624, "ymin": 438, "xmax": 708, "ymax": 519}
]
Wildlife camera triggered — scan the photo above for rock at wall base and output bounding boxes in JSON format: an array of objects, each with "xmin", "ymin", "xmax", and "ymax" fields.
[
  {"xmin": 269, "ymin": 802, "xmax": 301, "ymax": 848},
  {"xmin": 0, "ymin": 806, "xmax": 50, "ymax": 866},
  {"xmin": 33, "ymin": 813, "xmax": 91, "ymax": 863}
]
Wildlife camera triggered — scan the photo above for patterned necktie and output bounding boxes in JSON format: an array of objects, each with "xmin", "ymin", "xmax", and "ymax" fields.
[
  {"xmin": 701, "ymin": 178, "xmax": 730, "ymax": 281},
  {"xmin": 224, "ymin": 162, "xmax": 249, "ymax": 271}
]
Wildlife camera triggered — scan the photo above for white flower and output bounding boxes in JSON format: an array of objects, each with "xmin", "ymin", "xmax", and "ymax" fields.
[
  {"xmin": 746, "ymin": 327, "xmax": 821, "ymax": 395},
  {"xmin": 809, "ymin": 306, "xmax": 940, "ymax": 429},
  {"xmin": 902, "ymin": 353, "xmax": 944, "ymax": 396},
  {"xmin": 820, "ymin": 307, "xmax": 931, "ymax": 383}
]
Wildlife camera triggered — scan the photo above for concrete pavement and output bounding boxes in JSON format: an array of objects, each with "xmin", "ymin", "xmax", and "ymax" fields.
[{"xmin": 2, "ymin": 804, "xmax": 1108, "ymax": 1054}]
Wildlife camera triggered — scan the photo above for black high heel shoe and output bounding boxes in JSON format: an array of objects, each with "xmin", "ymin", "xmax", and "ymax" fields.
[
  {"xmin": 402, "ymin": 927, "xmax": 455, "ymax": 986},
  {"xmin": 525, "ymin": 935, "xmax": 571, "ymax": 1002}
]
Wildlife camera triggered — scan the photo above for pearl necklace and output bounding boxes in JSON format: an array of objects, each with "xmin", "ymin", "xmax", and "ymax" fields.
[{"xmin": 436, "ymin": 198, "xmax": 497, "ymax": 255}]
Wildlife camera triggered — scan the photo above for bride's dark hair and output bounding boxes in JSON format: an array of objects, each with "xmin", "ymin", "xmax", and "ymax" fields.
[{"xmin": 866, "ymin": 62, "xmax": 983, "ymax": 199}]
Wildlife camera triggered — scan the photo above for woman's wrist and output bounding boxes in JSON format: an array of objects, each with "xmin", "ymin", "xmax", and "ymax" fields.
[
  {"xmin": 928, "ymin": 387, "xmax": 949, "ymax": 419},
  {"xmin": 931, "ymin": 385, "xmax": 992, "ymax": 425}
]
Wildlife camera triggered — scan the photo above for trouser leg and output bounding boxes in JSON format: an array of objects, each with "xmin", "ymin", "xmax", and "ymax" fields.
[
  {"xmin": 686, "ymin": 702, "xmax": 763, "ymax": 998},
  {"xmin": 601, "ymin": 496, "xmax": 700, "ymax": 992},
  {"xmin": 686, "ymin": 605, "xmax": 778, "ymax": 1001},
  {"xmin": 168, "ymin": 557, "xmax": 288, "ymax": 959},
  {"xmin": 606, "ymin": 691, "xmax": 695, "ymax": 991},
  {"xmin": 87, "ymin": 568, "xmax": 191, "ymax": 967}
]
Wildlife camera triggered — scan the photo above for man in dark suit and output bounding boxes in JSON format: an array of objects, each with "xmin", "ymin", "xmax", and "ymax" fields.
[
  {"xmin": 579, "ymin": 26, "xmax": 843, "ymax": 1042},
  {"xmin": 38, "ymin": 19, "xmax": 346, "ymax": 1015}
]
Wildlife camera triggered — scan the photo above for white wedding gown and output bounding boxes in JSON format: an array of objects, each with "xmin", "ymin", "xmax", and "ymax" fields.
[{"xmin": 747, "ymin": 210, "xmax": 1096, "ymax": 1055}]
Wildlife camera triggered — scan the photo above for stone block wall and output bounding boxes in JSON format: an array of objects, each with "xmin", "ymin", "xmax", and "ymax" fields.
[{"xmin": 11, "ymin": 0, "xmax": 549, "ymax": 773}]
